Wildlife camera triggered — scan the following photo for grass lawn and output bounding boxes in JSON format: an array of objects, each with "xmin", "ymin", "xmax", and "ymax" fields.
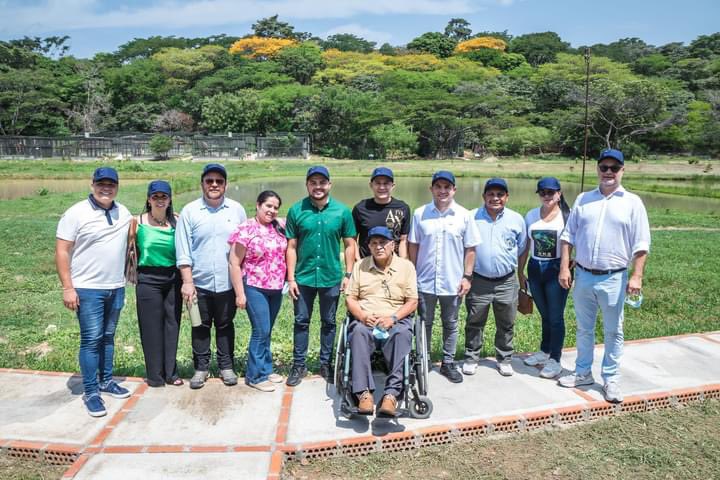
[
  {"xmin": 282, "ymin": 399, "xmax": 720, "ymax": 480},
  {"xmin": 0, "ymin": 158, "xmax": 718, "ymax": 376}
]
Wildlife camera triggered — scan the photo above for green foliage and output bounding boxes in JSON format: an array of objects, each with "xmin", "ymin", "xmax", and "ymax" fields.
[
  {"xmin": 200, "ymin": 91, "xmax": 262, "ymax": 133},
  {"xmin": 584, "ymin": 37, "xmax": 655, "ymax": 64},
  {"xmin": 252, "ymin": 15, "xmax": 309, "ymax": 41},
  {"xmin": 407, "ymin": 32, "xmax": 457, "ymax": 58},
  {"xmin": 632, "ymin": 53, "xmax": 672, "ymax": 76},
  {"xmin": 321, "ymin": 34, "xmax": 376, "ymax": 53},
  {"xmin": 0, "ymin": 68, "xmax": 67, "ymax": 135},
  {"xmin": 489, "ymin": 126, "xmax": 553, "ymax": 155},
  {"xmin": 148, "ymin": 134, "xmax": 174, "ymax": 159},
  {"xmin": 444, "ymin": 18, "xmax": 472, "ymax": 42},
  {"xmin": 369, "ymin": 121, "xmax": 418, "ymax": 158},
  {"xmin": 510, "ymin": 32, "xmax": 570, "ymax": 66},
  {"xmin": 275, "ymin": 42, "xmax": 325, "ymax": 84}
]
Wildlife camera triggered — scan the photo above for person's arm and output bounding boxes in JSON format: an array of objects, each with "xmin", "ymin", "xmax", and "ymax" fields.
[
  {"xmin": 175, "ymin": 209, "xmax": 196, "ymax": 302},
  {"xmin": 376, "ymin": 297, "xmax": 419, "ymax": 330},
  {"xmin": 458, "ymin": 247, "xmax": 475, "ymax": 296},
  {"xmin": 55, "ymin": 239, "xmax": 79, "ymax": 311},
  {"xmin": 346, "ymin": 295, "xmax": 376, "ymax": 327},
  {"xmin": 286, "ymin": 238, "xmax": 299, "ymax": 300},
  {"xmin": 229, "ymin": 243, "xmax": 247, "ymax": 309},
  {"xmin": 408, "ymin": 242, "xmax": 418, "ymax": 265},
  {"xmin": 558, "ymin": 241, "xmax": 573, "ymax": 290},
  {"xmin": 627, "ymin": 251, "xmax": 648, "ymax": 295},
  {"xmin": 341, "ymin": 237, "xmax": 357, "ymax": 292},
  {"xmin": 518, "ymin": 243, "xmax": 530, "ymax": 289},
  {"xmin": 398, "ymin": 235, "xmax": 408, "ymax": 259}
]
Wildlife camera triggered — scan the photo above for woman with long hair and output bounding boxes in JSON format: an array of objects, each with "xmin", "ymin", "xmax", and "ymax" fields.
[
  {"xmin": 229, "ymin": 191, "xmax": 288, "ymax": 392},
  {"xmin": 518, "ymin": 177, "xmax": 571, "ymax": 379},
  {"xmin": 133, "ymin": 180, "xmax": 183, "ymax": 387}
]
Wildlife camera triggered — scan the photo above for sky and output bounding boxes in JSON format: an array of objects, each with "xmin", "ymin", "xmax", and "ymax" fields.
[{"xmin": 1, "ymin": 0, "xmax": 718, "ymax": 58}]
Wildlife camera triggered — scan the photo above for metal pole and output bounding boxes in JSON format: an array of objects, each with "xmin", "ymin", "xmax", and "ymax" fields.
[{"xmin": 581, "ymin": 48, "xmax": 591, "ymax": 192}]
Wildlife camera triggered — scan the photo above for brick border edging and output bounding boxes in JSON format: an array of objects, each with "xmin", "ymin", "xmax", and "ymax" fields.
[{"xmin": 278, "ymin": 383, "xmax": 720, "ymax": 464}]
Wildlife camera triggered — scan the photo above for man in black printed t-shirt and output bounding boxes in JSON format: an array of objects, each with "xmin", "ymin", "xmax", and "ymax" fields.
[{"xmin": 352, "ymin": 167, "xmax": 411, "ymax": 259}]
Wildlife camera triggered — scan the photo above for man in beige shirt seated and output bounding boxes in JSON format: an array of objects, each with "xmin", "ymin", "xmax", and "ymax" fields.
[{"xmin": 346, "ymin": 226, "xmax": 419, "ymax": 417}]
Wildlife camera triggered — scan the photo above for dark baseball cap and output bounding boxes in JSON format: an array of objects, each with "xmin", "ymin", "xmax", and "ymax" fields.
[
  {"xmin": 431, "ymin": 170, "xmax": 455, "ymax": 186},
  {"xmin": 368, "ymin": 226, "xmax": 394, "ymax": 240},
  {"xmin": 536, "ymin": 177, "xmax": 561, "ymax": 192},
  {"xmin": 598, "ymin": 148, "xmax": 624, "ymax": 165},
  {"xmin": 201, "ymin": 163, "xmax": 227, "ymax": 180},
  {"xmin": 484, "ymin": 177, "xmax": 509, "ymax": 193},
  {"xmin": 306, "ymin": 165, "xmax": 330, "ymax": 180},
  {"xmin": 371, "ymin": 166, "xmax": 394, "ymax": 181},
  {"xmin": 92, "ymin": 167, "xmax": 119, "ymax": 184},
  {"xmin": 147, "ymin": 180, "xmax": 172, "ymax": 197}
]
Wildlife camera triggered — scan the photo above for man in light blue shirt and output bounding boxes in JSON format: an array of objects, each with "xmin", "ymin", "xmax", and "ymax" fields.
[
  {"xmin": 463, "ymin": 178, "xmax": 527, "ymax": 377},
  {"xmin": 558, "ymin": 149, "xmax": 650, "ymax": 403},
  {"xmin": 176, "ymin": 163, "xmax": 247, "ymax": 389},
  {"xmin": 408, "ymin": 171, "xmax": 481, "ymax": 383}
]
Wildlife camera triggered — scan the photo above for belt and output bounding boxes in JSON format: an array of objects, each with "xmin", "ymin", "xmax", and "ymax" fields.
[
  {"xmin": 473, "ymin": 270, "xmax": 515, "ymax": 282},
  {"xmin": 576, "ymin": 263, "xmax": 626, "ymax": 276}
]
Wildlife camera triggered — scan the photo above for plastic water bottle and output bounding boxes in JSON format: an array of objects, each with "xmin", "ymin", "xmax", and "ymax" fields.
[{"xmin": 625, "ymin": 292, "xmax": 643, "ymax": 309}]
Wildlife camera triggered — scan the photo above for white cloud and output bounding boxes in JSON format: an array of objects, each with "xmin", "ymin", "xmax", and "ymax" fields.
[
  {"xmin": 0, "ymin": 0, "xmax": 483, "ymax": 34},
  {"xmin": 322, "ymin": 24, "xmax": 393, "ymax": 45}
]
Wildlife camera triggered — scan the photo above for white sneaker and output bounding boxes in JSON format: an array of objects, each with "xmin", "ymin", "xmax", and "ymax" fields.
[
  {"xmin": 523, "ymin": 351, "xmax": 549, "ymax": 367},
  {"xmin": 539, "ymin": 358, "xmax": 562, "ymax": 379},
  {"xmin": 558, "ymin": 371, "xmax": 594, "ymax": 388},
  {"xmin": 497, "ymin": 362, "xmax": 514, "ymax": 377},
  {"xmin": 603, "ymin": 382, "xmax": 623, "ymax": 403},
  {"xmin": 268, "ymin": 373, "xmax": 283, "ymax": 383},
  {"xmin": 248, "ymin": 380, "xmax": 276, "ymax": 392},
  {"xmin": 462, "ymin": 360, "xmax": 478, "ymax": 375}
]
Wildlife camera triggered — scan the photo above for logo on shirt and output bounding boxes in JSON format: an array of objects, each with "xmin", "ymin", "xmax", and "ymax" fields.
[
  {"xmin": 503, "ymin": 232, "xmax": 517, "ymax": 250},
  {"xmin": 385, "ymin": 209, "xmax": 404, "ymax": 235}
]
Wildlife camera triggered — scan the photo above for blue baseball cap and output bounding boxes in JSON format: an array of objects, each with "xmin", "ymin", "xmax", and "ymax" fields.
[
  {"xmin": 536, "ymin": 177, "xmax": 561, "ymax": 192},
  {"xmin": 598, "ymin": 148, "xmax": 624, "ymax": 165},
  {"xmin": 368, "ymin": 226, "xmax": 394, "ymax": 240},
  {"xmin": 147, "ymin": 180, "xmax": 172, "ymax": 197},
  {"xmin": 431, "ymin": 170, "xmax": 455, "ymax": 186},
  {"xmin": 201, "ymin": 163, "xmax": 227, "ymax": 180},
  {"xmin": 370, "ymin": 167, "xmax": 394, "ymax": 181},
  {"xmin": 484, "ymin": 177, "xmax": 508, "ymax": 193},
  {"xmin": 92, "ymin": 167, "xmax": 118, "ymax": 184},
  {"xmin": 306, "ymin": 165, "xmax": 330, "ymax": 180}
]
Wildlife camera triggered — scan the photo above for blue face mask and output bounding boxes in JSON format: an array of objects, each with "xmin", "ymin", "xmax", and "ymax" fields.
[
  {"xmin": 625, "ymin": 292, "xmax": 643, "ymax": 309},
  {"xmin": 372, "ymin": 325, "xmax": 390, "ymax": 340}
]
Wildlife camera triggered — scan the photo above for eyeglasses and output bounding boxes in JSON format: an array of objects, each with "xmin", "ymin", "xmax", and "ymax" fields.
[
  {"xmin": 150, "ymin": 194, "xmax": 169, "ymax": 201},
  {"xmin": 537, "ymin": 190, "xmax": 558, "ymax": 197},
  {"xmin": 381, "ymin": 279, "xmax": 391, "ymax": 298},
  {"xmin": 484, "ymin": 191, "xmax": 507, "ymax": 198},
  {"xmin": 598, "ymin": 164, "xmax": 622, "ymax": 173},
  {"xmin": 204, "ymin": 178, "xmax": 226, "ymax": 185}
]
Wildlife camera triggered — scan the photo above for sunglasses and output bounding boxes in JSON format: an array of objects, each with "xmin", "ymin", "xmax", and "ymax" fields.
[
  {"xmin": 598, "ymin": 164, "xmax": 622, "ymax": 173},
  {"xmin": 204, "ymin": 178, "xmax": 226, "ymax": 185},
  {"xmin": 537, "ymin": 190, "xmax": 558, "ymax": 197}
]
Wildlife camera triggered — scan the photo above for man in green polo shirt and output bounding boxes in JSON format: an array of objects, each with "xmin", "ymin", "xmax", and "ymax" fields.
[{"xmin": 286, "ymin": 166, "xmax": 357, "ymax": 387}]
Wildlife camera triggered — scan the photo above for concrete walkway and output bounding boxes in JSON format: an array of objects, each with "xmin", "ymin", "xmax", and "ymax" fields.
[{"xmin": 2, "ymin": 332, "xmax": 719, "ymax": 479}]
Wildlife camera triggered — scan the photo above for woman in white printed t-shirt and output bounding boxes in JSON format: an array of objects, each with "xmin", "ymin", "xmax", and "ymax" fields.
[{"xmin": 518, "ymin": 177, "xmax": 571, "ymax": 379}]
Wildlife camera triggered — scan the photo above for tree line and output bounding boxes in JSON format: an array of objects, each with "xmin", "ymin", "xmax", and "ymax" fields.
[{"xmin": 1, "ymin": 16, "xmax": 719, "ymax": 159}]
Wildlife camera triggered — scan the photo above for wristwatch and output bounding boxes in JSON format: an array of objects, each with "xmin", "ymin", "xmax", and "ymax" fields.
[
  {"xmin": 391, "ymin": 314, "xmax": 398, "ymax": 324},
  {"xmin": 344, "ymin": 272, "xmax": 352, "ymax": 279},
  {"xmin": 463, "ymin": 273, "xmax": 473, "ymax": 281}
]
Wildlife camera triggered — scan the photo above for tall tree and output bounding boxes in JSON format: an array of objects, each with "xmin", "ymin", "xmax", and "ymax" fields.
[
  {"xmin": 509, "ymin": 32, "xmax": 570, "ymax": 66},
  {"xmin": 276, "ymin": 42, "xmax": 325, "ymax": 84},
  {"xmin": 444, "ymin": 18, "xmax": 472, "ymax": 42},
  {"xmin": 321, "ymin": 34, "xmax": 376, "ymax": 53},
  {"xmin": 407, "ymin": 32, "xmax": 457, "ymax": 58}
]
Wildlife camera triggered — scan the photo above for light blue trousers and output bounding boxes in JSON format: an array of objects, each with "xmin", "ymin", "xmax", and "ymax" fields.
[{"xmin": 572, "ymin": 268, "xmax": 627, "ymax": 383}]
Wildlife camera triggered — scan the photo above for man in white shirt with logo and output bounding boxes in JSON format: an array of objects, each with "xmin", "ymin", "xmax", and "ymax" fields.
[
  {"xmin": 557, "ymin": 149, "xmax": 650, "ymax": 403},
  {"xmin": 56, "ymin": 167, "xmax": 132, "ymax": 417},
  {"xmin": 408, "ymin": 171, "xmax": 481, "ymax": 383}
]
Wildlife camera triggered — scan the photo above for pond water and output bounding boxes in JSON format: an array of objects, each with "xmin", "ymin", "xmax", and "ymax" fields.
[
  {"xmin": 0, "ymin": 178, "xmax": 146, "ymax": 200},
  {"xmin": 219, "ymin": 177, "xmax": 720, "ymax": 214}
]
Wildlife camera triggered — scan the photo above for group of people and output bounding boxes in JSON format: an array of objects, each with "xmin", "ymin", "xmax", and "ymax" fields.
[{"xmin": 56, "ymin": 148, "xmax": 650, "ymax": 418}]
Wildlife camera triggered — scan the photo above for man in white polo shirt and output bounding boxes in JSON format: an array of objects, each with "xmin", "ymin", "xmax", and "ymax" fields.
[
  {"xmin": 56, "ymin": 167, "xmax": 133, "ymax": 417},
  {"xmin": 557, "ymin": 149, "xmax": 651, "ymax": 403},
  {"xmin": 408, "ymin": 171, "xmax": 481, "ymax": 383}
]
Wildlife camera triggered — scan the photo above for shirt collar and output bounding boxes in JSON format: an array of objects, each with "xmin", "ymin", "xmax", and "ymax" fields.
[
  {"xmin": 87, "ymin": 194, "xmax": 116, "ymax": 225},
  {"xmin": 430, "ymin": 200, "xmax": 456, "ymax": 215},
  {"xmin": 479, "ymin": 206, "xmax": 505, "ymax": 221},
  {"xmin": 369, "ymin": 254, "xmax": 397, "ymax": 273},
  {"xmin": 306, "ymin": 196, "xmax": 333, "ymax": 211},
  {"xmin": 200, "ymin": 196, "xmax": 228, "ymax": 211},
  {"xmin": 594, "ymin": 185, "xmax": 626, "ymax": 199}
]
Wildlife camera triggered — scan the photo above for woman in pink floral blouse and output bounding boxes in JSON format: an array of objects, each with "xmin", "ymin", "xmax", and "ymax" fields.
[{"xmin": 229, "ymin": 191, "xmax": 288, "ymax": 392}]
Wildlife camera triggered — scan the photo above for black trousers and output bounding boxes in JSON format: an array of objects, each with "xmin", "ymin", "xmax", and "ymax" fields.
[
  {"xmin": 193, "ymin": 287, "xmax": 237, "ymax": 371},
  {"xmin": 136, "ymin": 267, "xmax": 182, "ymax": 386}
]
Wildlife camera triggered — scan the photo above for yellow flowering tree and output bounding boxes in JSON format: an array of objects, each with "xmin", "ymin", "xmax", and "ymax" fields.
[
  {"xmin": 455, "ymin": 36, "xmax": 507, "ymax": 54},
  {"xmin": 229, "ymin": 36, "xmax": 297, "ymax": 59}
]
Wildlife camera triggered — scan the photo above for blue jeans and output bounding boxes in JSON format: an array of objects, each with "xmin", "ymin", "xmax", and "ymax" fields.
[
  {"xmin": 292, "ymin": 283, "xmax": 340, "ymax": 367},
  {"xmin": 527, "ymin": 258, "xmax": 569, "ymax": 361},
  {"xmin": 244, "ymin": 282, "xmax": 283, "ymax": 384},
  {"xmin": 76, "ymin": 287, "xmax": 125, "ymax": 396},
  {"xmin": 572, "ymin": 268, "xmax": 627, "ymax": 382}
]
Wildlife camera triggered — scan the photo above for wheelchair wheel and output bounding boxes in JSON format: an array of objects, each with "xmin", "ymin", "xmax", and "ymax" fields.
[
  {"xmin": 334, "ymin": 319, "xmax": 348, "ymax": 391},
  {"xmin": 415, "ymin": 317, "xmax": 429, "ymax": 396},
  {"xmin": 408, "ymin": 395, "xmax": 433, "ymax": 419}
]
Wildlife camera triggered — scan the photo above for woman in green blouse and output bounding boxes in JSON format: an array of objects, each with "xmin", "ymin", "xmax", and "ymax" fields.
[{"xmin": 133, "ymin": 180, "xmax": 183, "ymax": 387}]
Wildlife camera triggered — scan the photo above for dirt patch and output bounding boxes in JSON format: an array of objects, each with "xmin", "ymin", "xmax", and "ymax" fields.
[{"xmin": 22, "ymin": 341, "xmax": 52, "ymax": 358}]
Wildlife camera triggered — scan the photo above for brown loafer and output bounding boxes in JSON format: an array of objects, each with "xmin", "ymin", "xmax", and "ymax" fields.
[
  {"xmin": 378, "ymin": 394, "xmax": 397, "ymax": 417},
  {"xmin": 356, "ymin": 390, "xmax": 374, "ymax": 415}
]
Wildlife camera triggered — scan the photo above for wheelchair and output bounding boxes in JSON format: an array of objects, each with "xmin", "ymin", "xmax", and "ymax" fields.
[{"xmin": 333, "ymin": 314, "xmax": 433, "ymax": 419}]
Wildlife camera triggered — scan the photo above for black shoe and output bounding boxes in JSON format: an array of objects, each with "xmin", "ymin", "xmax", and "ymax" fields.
[
  {"xmin": 286, "ymin": 365, "xmax": 307, "ymax": 387},
  {"xmin": 439, "ymin": 362, "xmax": 463, "ymax": 383},
  {"xmin": 319, "ymin": 363, "xmax": 334, "ymax": 384}
]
